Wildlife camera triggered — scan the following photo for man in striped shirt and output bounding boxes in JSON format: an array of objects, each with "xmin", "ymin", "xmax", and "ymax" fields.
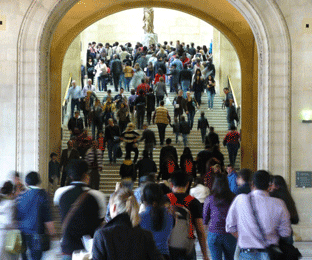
[{"xmin": 85, "ymin": 140, "xmax": 103, "ymax": 190}]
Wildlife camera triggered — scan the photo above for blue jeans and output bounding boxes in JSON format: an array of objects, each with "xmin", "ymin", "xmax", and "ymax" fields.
[
  {"xmin": 70, "ymin": 98, "xmax": 80, "ymax": 118},
  {"xmin": 227, "ymin": 143, "xmax": 240, "ymax": 167},
  {"xmin": 239, "ymin": 251, "xmax": 269, "ymax": 260},
  {"xmin": 175, "ymin": 132, "xmax": 180, "ymax": 143},
  {"xmin": 107, "ymin": 139, "xmax": 118, "ymax": 162},
  {"xmin": 98, "ymin": 75, "xmax": 107, "ymax": 91},
  {"xmin": 22, "ymin": 233, "xmax": 43, "ymax": 260},
  {"xmin": 125, "ymin": 77, "xmax": 132, "ymax": 91},
  {"xmin": 201, "ymin": 128, "xmax": 207, "ymax": 143},
  {"xmin": 207, "ymin": 232, "xmax": 237, "ymax": 260},
  {"xmin": 182, "ymin": 133, "xmax": 188, "ymax": 147},
  {"xmin": 187, "ymin": 110, "xmax": 195, "ymax": 129},
  {"xmin": 181, "ymin": 80, "xmax": 190, "ymax": 98},
  {"xmin": 207, "ymin": 92, "xmax": 215, "ymax": 109},
  {"xmin": 62, "ymin": 256, "xmax": 72, "ymax": 260},
  {"xmin": 119, "ymin": 73, "xmax": 125, "ymax": 89}
]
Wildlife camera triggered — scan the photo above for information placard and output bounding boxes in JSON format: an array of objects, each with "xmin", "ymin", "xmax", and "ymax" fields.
[{"xmin": 296, "ymin": 171, "xmax": 312, "ymax": 188}]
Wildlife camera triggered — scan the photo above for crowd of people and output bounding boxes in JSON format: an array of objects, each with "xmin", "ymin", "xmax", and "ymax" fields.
[
  {"xmin": 0, "ymin": 160, "xmax": 300, "ymax": 260},
  {"xmin": 0, "ymin": 41, "xmax": 299, "ymax": 260}
]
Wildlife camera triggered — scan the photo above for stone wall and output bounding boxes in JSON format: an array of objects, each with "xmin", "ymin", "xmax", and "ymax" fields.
[{"xmin": 213, "ymin": 28, "xmax": 241, "ymax": 106}]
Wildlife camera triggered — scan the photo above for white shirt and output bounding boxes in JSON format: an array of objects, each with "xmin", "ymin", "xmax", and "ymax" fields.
[{"xmin": 82, "ymin": 84, "xmax": 96, "ymax": 97}]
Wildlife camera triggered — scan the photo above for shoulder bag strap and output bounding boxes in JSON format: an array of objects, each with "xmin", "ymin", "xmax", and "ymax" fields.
[
  {"xmin": 61, "ymin": 191, "xmax": 89, "ymax": 234},
  {"xmin": 249, "ymin": 194, "xmax": 268, "ymax": 247}
]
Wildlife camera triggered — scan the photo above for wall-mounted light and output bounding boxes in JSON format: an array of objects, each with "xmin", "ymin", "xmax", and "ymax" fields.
[{"xmin": 302, "ymin": 110, "xmax": 312, "ymax": 123}]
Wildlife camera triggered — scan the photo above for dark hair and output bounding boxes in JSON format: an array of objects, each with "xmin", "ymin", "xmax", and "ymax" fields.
[
  {"xmin": 170, "ymin": 170, "xmax": 189, "ymax": 187},
  {"xmin": 237, "ymin": 168, "xmax": 252, "ymax": 183},
  {"xmin": 182, "ymin": 147, "xmax": 191, "ymax": 156},
  {"xmin": 166, "ymin": 138, "xmax": 172, "ymax": 145},
  {"xmin": 211, "ymin": 174, "xmax": 235, "ymax": 205},
  {"xmin": 141, "ymin": 79, "xmax": 145, "ymax": 83},
  {"xmin": 201, "ymin": 112, "xmax": 205, "ymax": 117},
  {"xmin": 130, "ymin": 89, "xmax": 135, "ymax": 95},
  {"xmin": 67, "ymin": 159, "xmax": 89, "ymax": 181},
  {"xmin": 143, "ymin": 150, "xmax": 149, "ymax": 158},
  {"xmin": 195, "ymin": 69, "xmax": 202, "ymax": 78},
  {"xmin": 159, "ymin": 182, "xmax": 171, "ymax": 195},
  {"xmin": 50, "ymin": 152, "xmax": 57, "ymax": 158},
  {"xmin": 208, "ymin": 75, "xmax": 215, "ymax": 83},
  {"xmin": 100, "ymin": 58, "xmax": 105, "ymax": 63},
  {"xmin": 253, "ymin": 170, "xmax": 270, "ymax": 190},
  {"xmin": 227, "ymin": 164, "xmax": 233, "ymax": 168},
  {"xmin": 160, "ymin": 100, "xmax": 165, "ymax": 106},
  {"xmin": 1, "ymin": 181, "xmax": 14, "ymax": 195},
  {"xmin": 25, "ymin": 171, "xmax": 41, "ymax": 186},
  {"xmin": 209, "ymin": 127, "xmax": 214, "ymax": 132},
  {"xmin": 149, "ymin": 88, "xmax": 153, "ymax": 93},
  {"xmin": 230, "ymin": 126, "xmax": 236, "ymax": 131},
  {"xmin": 270, "ymin": 175, "xmax": 299, "ymax": 224},
  {"xmin": 139, "ymin": 89, "xmax": 144, "ymax": 95},
  {"xmin": 107, "ymin": 89, "xmax": 112, "ymax": 93},
  {"xmin": 142, "ymin": 183, "xmax": 165, "ymax": 231}
]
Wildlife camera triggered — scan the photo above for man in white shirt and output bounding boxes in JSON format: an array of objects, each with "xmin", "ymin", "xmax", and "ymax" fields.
[
  {"xmin": 66, "ymin": 80, "xmax": 82, "ymax": 118},
  {"xmin": 82, "ymin": 79, "xmax": 96, "ymax": 97},
  {"xmin": 226, "ymin": 170, "xmax": 291, "ymax": 260}
]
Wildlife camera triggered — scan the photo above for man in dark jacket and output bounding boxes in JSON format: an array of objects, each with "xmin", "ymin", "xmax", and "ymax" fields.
[
  {"xmin": 135, "ymin": 150, "xmax": 157, "ymax": 181},
  {"xmin": 197, "ymin": 111, "xmax": 209, "ymax": 143},
  {"xmin": 111, "ymin": 55, "xmax": 123, "ymax": 91},
  {"xmin": 179, "ymin": 116, "xmax": 190, "ymax": 147},
  {"xmin": 167, "ymin": 64, "xmax": 180, "ymax": 93},
  {"xmin": 146, "ymin": 88, "xmax": 155, "ymax": 125},
  {"xmin": 158, "ymin": 138, "xmax": 178, "ymax": 180},
  {"xmin": 179, "ymin": 64, "xmax": 193, "ymax": 98},
  {"xmin": 140, "ymin": 124, "xmax": 156, "ymax": 159},
  {"xmin": 134, "ymin": 89, "xmax": 146, "ymax": 130},
  {"xmin": 172, "ymin": 90, "xmax": 187, "ymax": 122},
  {"xmin": 104, "ymin": 118, "xmax": 120, "ymax": 164},
  {"xmin": 205, "ymin": 127, "xmax": 220, "ymax": 148},
  {"xmin": 68, "ymin": 111, "xmax": 84, "ymax": 138},
  {"xmin": 196, "ymin": 145, "xmax": 213, "ymax": 177}
]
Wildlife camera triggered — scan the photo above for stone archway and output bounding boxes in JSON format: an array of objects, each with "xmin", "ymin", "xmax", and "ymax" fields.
[{"xmin": 15, "ymin": 0, "xmax": 290, "ymax": 188}]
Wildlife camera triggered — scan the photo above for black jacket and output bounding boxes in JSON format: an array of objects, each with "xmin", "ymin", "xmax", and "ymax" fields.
[
  {"xmin": 179, "ymin": 69, "xmax": 192, "ymax": 84},
  {"xmin": 68, "ymin": 117, "xmax": 84, "ymax": 134},
  {"xmin": 111, "ymin": 59, "xmax": 122, "ymax": 75},
  {"xmin": 119, "ymin": 161, "xmax": 136, "ymax": 181},
  {"xmin": 135, "ymin": 157, "xmax": 157, "ymax": 179},
  {"xmin": 92, "ymin": 213, "xmax": 163, "ymax": 260},
  {"xmin": 146, "ymin": 93, "xmax": 156, "ymax": 112},
  {"xmin": 179, "ymin": 121, "xmax": 190, "ymax": 134},
  {"xmin": 205, "ymin": 132, "xmax": 220, "ymax": 147},
  {"xmin": 140, "ymin": 129, "xmax": 156, "ymax": 145},
  {"xmin": 197, "ymin": 117, "xmax": 209, "ymax": 130}
]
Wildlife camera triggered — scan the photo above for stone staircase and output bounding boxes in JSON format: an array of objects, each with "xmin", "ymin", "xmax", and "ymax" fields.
[{"xmin": 61, "ymin": 85, "xmax": 240, "ymax": 194}]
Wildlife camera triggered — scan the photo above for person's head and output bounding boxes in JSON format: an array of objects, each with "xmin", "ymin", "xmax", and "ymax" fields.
[
  {"xmin": 67, "ymin": 159, "xmax": 89, "ymax": 184},
  {"xmin": 25, "ymin": 171, "xmax": 41, "ymax": 186},
  {"xmin": 178, "ymin": 90, "xmax": 183, "ymax": 96},
  {"xmin": 191, "ymin": 42, "xmax": 194, "ymax": 47},
  {"xmin": 87, "ymin": 79, "xmax": 92, "ymax": 85},
  {"xmin": 126, "ymin": 122, "xmax": 135, "ymax": 132},
  {"xmin": 139, "ymin": 89, "xmax": 144, "ymax": 96},
  {"xmin": 100, "ymin": 58, "xmax": 104, "ymax": 64},
  {"xmin": 108, "ymin": 118, "xmax": 114, "ymax": 127},
  {"xmin": 92, "ymin": 140, "xmax": 98, "ymax": 148},
  {"xmin": 211, "ymin": 173, "xmax": 234, "ymax": 204},
  {"xmin": 237, "ymin": 168, "xmax": 252, "ymax": 186},
  {"xmin": 166, "ymin": 138, "xmax": 172, "ymax": 145},
  {"xmin": 230, "ymin": 126, "xmax": 236, "ymax": 131},
  {"xmin": 226, "ymin": 164, "xmax": 234, "ymax": 175},
  {"xmin": 160, "ymin": 100, "xmax": 165, "ymax": 106},
  {"xmin": 72, "ymin": 80, "xmax": 76, "ymax": 87},
  {"xmin": 98, "ymin": 131, "xmax": 103, "ymax": 138},
  {"xmin": 170, "ymin": 171, "xmax": 189, "ymax": 189},
  {"xmin": 120, "ymin": 103, "xmax": 125, "ymax": 109},
  {"xmin": 159, "ymin": 77, "xmax": 164, "ymax": 83},
  {"xmin": 182, "ymin": 146, "xmax": 191, "ymax": 156},
  {"xmin": 201, "ymin": 111, "xmax": 205, "ymax": 117},
  {"xmin": 107, "ymin": 89, "xmax": 112, "ymax": 95},
  {"xmin": 50, "ymin": 152, "xmax": 57, "ymax": 161},
  {"xmin": 1, "ymin": 181, "xmax": 14, "ymax": 195},
  {"xmin": 113, "ymin": 54, "xmax": 117, "ymax": 59},
  {"xmin": 181, "ymin": 115, "xmax": 186, "ymax": 122},
  {"xmin": 148, "ymin": 88, "xmax": 153, "ymax": 93},
  {"xmin": 143, "ymin": 124, "xmax": 148, "ymax": 130},
  {"xmin": 120, "ymin": 88, "xmax": 124, "ymax": 94},
  {"xmin": 209, "ymin": 126, "xmax": 214, "ymax": 132},
  {"xmin": 142, "ymin": 150, "xmax": 149, "ymax": 158},
  {"xmin": 270, "ymin": 175, "xmax": 288, "ymax": 192},
  {"xmin": 208, "ymin": 75, "xmax": 214, "ymax": 81},
  {"xmin": 88, "ymin": 57, "xmax": 92, "ymax": 62},
  {"xmin": 130, "ymin": 89, "xmax": 135, "ymax": 95},
  {"xmin": 109, "ymin": 187, "xmax": 140, "ymax": 227},
  {"xmin": 252, "ymin": 170, "xmax": 271, "ymax": 191},
  {"xmin": 186, "ymin": 91, "xmax": 191, "ymax": 98},
  {"xmin": 195, "ymin": 68, "xmax": 201, "ymax": 76},
  {"xmin": 223, "ymin": 87, "xmax": 229, "ymax": 94},
  {"xmin": 134, "ymin": 63, "xmax": 140, "ymax": 70},
  {"xmin": 67, "ymin": 140, "xmax": 74, "ymax": 149}
]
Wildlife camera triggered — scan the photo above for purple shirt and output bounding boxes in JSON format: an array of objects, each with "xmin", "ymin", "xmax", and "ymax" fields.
[
  {"xmin": 203, "ymin": 195, "xmax": 232, "ymax": 234},
  {"xmin": 226, "ymin": 190, "xmax": 291, "ymax": 249}
]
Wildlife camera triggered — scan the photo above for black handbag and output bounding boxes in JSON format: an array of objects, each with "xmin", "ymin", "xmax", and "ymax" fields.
[{"xmin": 249, "ymin": 195, "xmax": 301, "ymax": 260}]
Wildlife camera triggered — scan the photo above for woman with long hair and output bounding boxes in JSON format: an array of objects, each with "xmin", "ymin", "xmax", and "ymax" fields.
[
  {"xmin": 269, "ymin": 175, "xmax": 299, "ymax": 244},
  {"xmin": 207, "ymin": 75, "xmax": 216, "ymax": 110},
  {"xmin": 191, "ymin": 69, "xmax": 204, "ymax": 106},
  {"xmin": 185, "ymin": 91, "xmax": 198, "ymax": 130},
  {"xmin": 93, "ymin": 187, "xmax": 163, "ymax": 260},
  {"xmin": 203, "ymin": 174, "xmax": 236, "ymax": 260},
  {"xmin": 140, "ymin": 183, "xmax": 174, "ymax": 260}
]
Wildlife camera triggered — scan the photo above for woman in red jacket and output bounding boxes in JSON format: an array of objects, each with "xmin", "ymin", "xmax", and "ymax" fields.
[{"xmin": 153, "ymin": 68, "xmax": 166, "ymax": 85}]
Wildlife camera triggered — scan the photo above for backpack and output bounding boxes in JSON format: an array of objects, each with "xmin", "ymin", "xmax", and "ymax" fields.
[
  {"xmin": 184, "ymin": 159, "xmax": 194, "ymax": 176},
  {"xmin": 167, "ymin": 193, "xmax": 195, "ymax": 254}
]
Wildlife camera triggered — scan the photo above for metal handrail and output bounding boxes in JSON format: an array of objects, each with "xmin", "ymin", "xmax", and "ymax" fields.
[
  {"xmin": 62, "ymin": 73, "xmax": 72, "ymax": 125},
  {"xmin": 228, "ymin": 76, "xmax": 241, "ymax": 125},
  {"xmin": 63, "ymin": 73, "xmax": 73, "ymax": 107}
]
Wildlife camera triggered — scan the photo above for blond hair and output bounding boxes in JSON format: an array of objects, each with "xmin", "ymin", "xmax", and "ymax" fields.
[{"xmin": 110, "ymin": 187, "xmax": 140, "ymax": 227}]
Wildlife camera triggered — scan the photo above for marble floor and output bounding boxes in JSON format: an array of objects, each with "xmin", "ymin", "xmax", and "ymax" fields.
[{"xmin": 40, "ymin": 240, "xmax": 312, "ymax": 259}]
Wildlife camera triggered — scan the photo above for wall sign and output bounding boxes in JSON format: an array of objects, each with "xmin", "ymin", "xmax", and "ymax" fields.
[{"xmin": 296, "ymin": 171, "xmax": 312, "ymax": 188}]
